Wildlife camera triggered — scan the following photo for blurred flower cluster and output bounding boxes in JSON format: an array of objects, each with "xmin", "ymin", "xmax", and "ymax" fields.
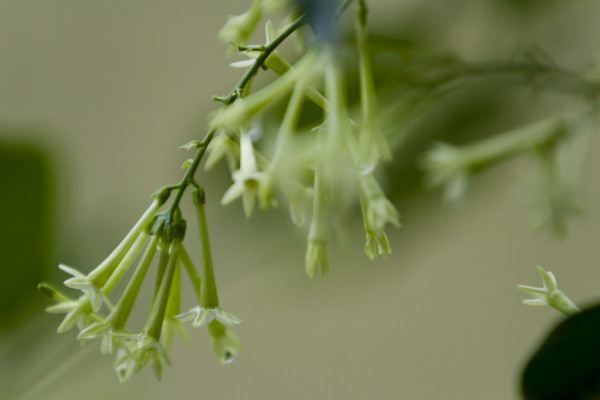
[
  {"xmin": 210, "ymin": 0, "xmax": 401, "ymax": 278},
  {"xmin": 421, "ymin": 109, "xmax": 594, "ymax": 234}
]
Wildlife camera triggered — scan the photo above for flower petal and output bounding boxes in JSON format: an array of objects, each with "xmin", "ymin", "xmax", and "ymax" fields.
[
  {"xmin": 174, "ymin": 307, "xmax": 200, "ymax": 322},
  {"xmin": 58, "ymin": 263, "xmax": 85, "ymax": 278},
  {"xmin": 193, "ymin": 309, "xmax": 216, "ymax": 328},
  {"xmin": 215, "ymin": 309, "xmax": 243, "ymax": 326}
]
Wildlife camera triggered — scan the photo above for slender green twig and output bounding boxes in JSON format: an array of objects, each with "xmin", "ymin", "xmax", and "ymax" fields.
[
  {"xmin": 163, "ymin": 1, "xmax": 364, "ymax": 226},
  {"xmin": 216, "ymin": 12, "xmax": 309, "ymax": 105},
  {"xmin": 162, "ymin": 13, "xmax": 310, "ymax": 225}
]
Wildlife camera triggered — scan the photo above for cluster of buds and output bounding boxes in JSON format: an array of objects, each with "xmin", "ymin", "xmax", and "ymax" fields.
[
  {"xmin": 39, "ymin": 187, "xmax": 241, "ymax": 381},
  {"xmin": 209, "ymin": 0, "xmax": 401, "ymax": 277}
]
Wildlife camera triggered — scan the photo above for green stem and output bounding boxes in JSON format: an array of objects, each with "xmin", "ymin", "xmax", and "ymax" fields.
[
  {"xmin": 457, "ymin": 113, "xmax": 569, "ymax": 170},
  {"xmin": 152, "ymin": 240, "xmax": 171, "ymax": 303},
  {"xmin": 145, "ymin": 241, "xmax": 180, "ymax": 340},
  {"xmin": 89, "ymin": 199, "xmax": 161, "ymax": 285},
  {"xmin": 108, "ymin": 232, "xmax": 161, "ymax": 330},
  {"xmin": 193, "ymin": 188, "xmax": 219, "ymax": 308},
  {"xmin": 101, "ymin": 231, "xmax": 149, "ymax": 295},
  {"xmin": 308, "ymin": 135, "xmax": 327, "ymax": 243},
  {"xmin": 179, "ymin": 246, "xmax": 202, "ymax": 304},
  {"xmin": 165, "ymin": 13, "xmax": 311, "ymax": 224},
  {"xmin": 324, "ymin": 52, "xmax": 346, "ymax": 146},
  {"xmin": 356, "ymin": 0, "xmax": 374, "ymax": 126},
  {"xmin": 269, "ymin": 74, "xmax": 309, "ymax": 170},
  {"xmin": 221, "ymin": 12, "xmax": 309, "ymax": 105}
]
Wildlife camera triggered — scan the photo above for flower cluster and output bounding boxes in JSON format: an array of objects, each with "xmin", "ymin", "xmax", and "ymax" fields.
[
  {"xmin": 210, "ymin": 0, "xmax": 401, "ymax": 277},
  {"xmin": 39, "ymin": 0, "xmax": 399, "ymax": 382},
  {"xmin": 40, "ymin": 188, "xmax": 241, "ymax": 381}
]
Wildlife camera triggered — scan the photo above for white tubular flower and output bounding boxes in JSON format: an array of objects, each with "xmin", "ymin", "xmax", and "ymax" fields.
[
  {"xmin": 204, "ymin": 131, "xmax": 239, "ymax": 171},
  {"xmin": 59, "ymin": 264, "xmax": 108, "ymax": 313},
  {"xmin": 518, "ymin": 265, "xmax": 580, "ymax": 315},
  {"xmin": 45, "ymin": 294, "xmax": 101, "ymax": 334},
  {"xmin": 221, "ymin": 130, "xmax": 264, "ymax": 217}
]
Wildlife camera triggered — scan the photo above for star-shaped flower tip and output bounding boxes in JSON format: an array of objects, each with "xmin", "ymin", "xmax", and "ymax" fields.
[
  {"xmin": 221, "ymin": 131, "xmax": 264, "ymax": 217},
  {"xmin": 518, "ymin": 266, "xmax": 580, "ymax": 315},
  {"xmin": 175, "ymin": 306, "xmax": 242, "ymax": 328},
  {"xmin": 59, "ymin": 264, "xmax": 107, "ymax": 313},
  {"xmin": 45, "ymin": 295, "xmax": 100, "ymax": 334},
  {"xmin": 113, "ymin": 334, "xmax": 171, "ymax": 382}
]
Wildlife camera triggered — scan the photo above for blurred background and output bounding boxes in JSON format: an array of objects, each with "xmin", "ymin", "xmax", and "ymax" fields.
[{"xmin": 1, "ymin": 0, "xmax": 599, "ymax": 399}]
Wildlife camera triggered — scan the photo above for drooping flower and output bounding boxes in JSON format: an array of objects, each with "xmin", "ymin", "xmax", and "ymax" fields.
[
  {"xmin": 58, "ymin": 264, "xmax": 109, "ymax": 313},
  {"xmin": 39, "ymin": 283, "xmax": 103, "ymax": 333},
  {"xmin": 113, "ymin": 334, "xmax": 172, "ymax": 382},
  {"xmin": 177, "ymin": 187, "xmax": 243, "ymax": 365},
  {"xmin": 357, "ymin": 173, "xmax": 401, "ymax": 260},
  {"xmin": 221, "ymin": 129, "xmax": 265, "ymax": 217}
]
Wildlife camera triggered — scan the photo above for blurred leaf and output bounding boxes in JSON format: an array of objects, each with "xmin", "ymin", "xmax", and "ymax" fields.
[
  {"xmin": 522, "ymin": 304, "xmax": 600, "ymax": 399},
  {"xmin": 0, "ymin": 142, "xmax": 53, "ymax": 331}
]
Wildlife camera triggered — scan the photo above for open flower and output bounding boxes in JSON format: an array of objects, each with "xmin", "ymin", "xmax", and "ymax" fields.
[
  {"xmin": 221, "ymin": 130, "xmax": 265, "ymax": 217},
  {"xmin": 59, "ymin": 264, "xmax": 108, "ymax": 313},
  {"xmin": 518, "ymin": 265, "xmax": 580, "ymax": 315},
  {"xmin": 39, "ymin": 282, "xmax": 99, "ymax": 333},
  {"xmin": 77, "ymin": 321, "xmax": 139, "ymax": 355},
  {"xmin": 113, "ymin": 334, "xmax": 171, "ymax": 382},
  {"xmin": 176, "ymin": 306, "xmax": 242, "ymax": 328}
]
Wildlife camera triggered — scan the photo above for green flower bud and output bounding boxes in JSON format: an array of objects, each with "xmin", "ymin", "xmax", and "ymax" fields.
[{"xmin": 518, "ymin": 266, "xmax": 580, "ymax": 315}]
